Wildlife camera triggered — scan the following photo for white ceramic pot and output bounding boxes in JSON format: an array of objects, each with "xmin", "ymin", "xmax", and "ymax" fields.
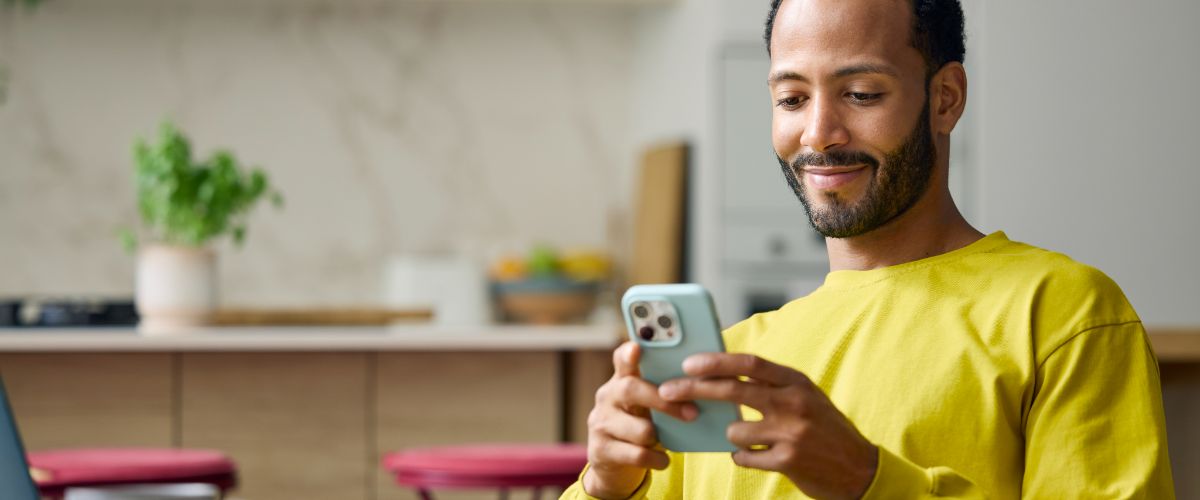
[{"xmin": 136, "ymin": 244, "xmax": 217, "ymax": 335}]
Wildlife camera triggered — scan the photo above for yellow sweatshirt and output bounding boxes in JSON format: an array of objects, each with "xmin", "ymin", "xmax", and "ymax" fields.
[{"xmin": 563, "ymin": 231, "xmax": 1174, "ymax": 499}]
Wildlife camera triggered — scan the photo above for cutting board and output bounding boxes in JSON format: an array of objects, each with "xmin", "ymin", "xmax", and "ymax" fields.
[
  {"xmin": 210, "ymin": 308, "xmax": 432, "ymax": 326},
  {"xmin": 630, "ymin": 142, "xmax": 689, "ymax": 285}
]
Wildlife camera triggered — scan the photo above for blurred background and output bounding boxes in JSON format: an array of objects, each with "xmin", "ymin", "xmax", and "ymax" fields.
[{"xmin": 0, "ymin": 0, "xmax": 1197, "ymax": 499}]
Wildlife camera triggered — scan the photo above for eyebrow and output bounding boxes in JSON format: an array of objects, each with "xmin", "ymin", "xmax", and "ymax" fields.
[{"xmin": 768, "ymin": 63, "xmax": 900, "ymax": 85}]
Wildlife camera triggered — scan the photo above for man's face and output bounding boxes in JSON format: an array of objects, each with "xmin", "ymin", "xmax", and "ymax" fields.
[{"xmin": 769, "ymin": 0, "xmax": 936, "ymax": 238}]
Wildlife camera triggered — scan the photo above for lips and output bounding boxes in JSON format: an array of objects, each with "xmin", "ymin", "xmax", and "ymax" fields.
[{"xmin": 801, "ymin": 165, "xmax": 868, "ymax": 190}]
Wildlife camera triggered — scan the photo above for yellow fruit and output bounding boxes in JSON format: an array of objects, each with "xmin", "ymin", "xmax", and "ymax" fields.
[
  {"xmin": 560, "ymin": 251, "xmax": 612, "ymax": 282},
  {"xmin": 490, "ymin": 256, "xmax": 527, "ymax": 281}
]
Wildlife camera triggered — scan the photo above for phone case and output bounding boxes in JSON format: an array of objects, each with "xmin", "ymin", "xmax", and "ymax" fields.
[{"xmin": 622, "ymin": 284, "xmax": 740, "ymax": 452}]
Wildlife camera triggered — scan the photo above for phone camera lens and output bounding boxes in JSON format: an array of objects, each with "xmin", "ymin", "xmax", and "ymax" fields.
[
  {"xmin": 657, "ymin": 315, "xmax": 673, "ymax": 329},
  {"xmin": 632, "ymin": 304, "xmax": 649, "ymax": 318},
  {"xmin": 638, "ymin": 326, "xmax": 655, "ymax": 341}
]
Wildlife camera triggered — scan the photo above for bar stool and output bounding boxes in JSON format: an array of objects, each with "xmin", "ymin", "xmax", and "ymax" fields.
[
  {"xmin": 382, "ymin": 443, "xmax": 587, "ymax": 500},
  {"xmin": 28, "ymin": 448, "xmax": 237, "ymax": 499}
]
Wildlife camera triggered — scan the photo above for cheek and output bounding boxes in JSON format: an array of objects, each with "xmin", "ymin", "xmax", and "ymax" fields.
[
  {"xmin": 771, "ymin": 112, "xmax": 804, "ymax": 157},
  {"xmin": 845, "ymin": 109, "xmax": 912, "ymax": 156}
]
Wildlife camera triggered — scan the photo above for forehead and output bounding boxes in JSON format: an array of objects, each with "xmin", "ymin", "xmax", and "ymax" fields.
[{"xmin": 769, "ymin": 0, "xmax": 922, "ymax": 78}]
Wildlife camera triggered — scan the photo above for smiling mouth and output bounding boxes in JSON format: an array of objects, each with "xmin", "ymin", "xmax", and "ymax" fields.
[{"xmin": 800, "ymin": 165, "xmax": 869, "ymax": 190}]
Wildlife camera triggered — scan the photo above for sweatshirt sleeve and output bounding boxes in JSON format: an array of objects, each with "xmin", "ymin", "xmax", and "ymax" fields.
[
  {"xmin": 560, "ymin": 452, "xmax": 685, "ymax": 500},
  {"xmin": 859, "ymin": 446, "xmax": 986, "ymax": 499},
  {"xmin": 1020, "ymin": 321, "xmax": 1175, "ymax": 498}
]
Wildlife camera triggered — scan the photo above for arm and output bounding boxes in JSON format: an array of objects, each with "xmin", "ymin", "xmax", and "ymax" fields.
[
  {"xmin": 864, "ymin": 321, "xmax": 1176, "ymax": 498},
  {"xmin": 1021, "ymin": 321, "xmax": 1175, "ymax": 498}
]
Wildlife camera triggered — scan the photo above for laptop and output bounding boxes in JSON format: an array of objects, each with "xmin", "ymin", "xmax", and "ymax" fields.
[{"xmin": 0, "ymin": 376, "xmax": 40, "ymax": 500}]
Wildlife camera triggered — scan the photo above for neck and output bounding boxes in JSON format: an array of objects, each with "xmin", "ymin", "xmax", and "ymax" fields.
[{"xmin": 824, "ymin": 184, "xmax": 984, "ymax": 272}]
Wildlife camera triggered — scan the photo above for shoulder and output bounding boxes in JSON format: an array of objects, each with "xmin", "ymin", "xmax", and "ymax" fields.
[
  {"xmin": 996, "ymin": 240, "xmax": 1134, "ymax": 318},
  {"xmin": 982, "ymin": 237, "xmax": 1141, "ymax": 353}
]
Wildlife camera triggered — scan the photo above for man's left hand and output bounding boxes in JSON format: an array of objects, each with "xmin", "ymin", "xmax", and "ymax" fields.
[{"xmin": 658, "ymin": 353, "xmax": 878, "ymax": 500}]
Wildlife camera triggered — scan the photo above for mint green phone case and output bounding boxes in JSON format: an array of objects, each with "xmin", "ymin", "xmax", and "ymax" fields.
[{"xmin": 622, "ymin": 284, "xmax": 740, "ymax": 452}]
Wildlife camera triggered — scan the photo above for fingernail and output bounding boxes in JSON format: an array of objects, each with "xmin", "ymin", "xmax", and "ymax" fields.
[{"xmin": 682, "ymin": 356, "xmax": 706, "ymax": 372}]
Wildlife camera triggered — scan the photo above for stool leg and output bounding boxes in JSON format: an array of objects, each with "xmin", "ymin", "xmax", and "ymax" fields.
[
  {"xmin": 531, "ymin": 487, "xmax": 542, "ymax": 500},
  {"xmin": 497, "ymin": 488, "xmax": 508, "ymax": 500},
  {"xmin": 418, "ymin": 488, "xmax": 435, "ymax": 500}
]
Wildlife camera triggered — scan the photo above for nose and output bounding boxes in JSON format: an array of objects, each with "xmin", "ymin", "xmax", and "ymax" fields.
[{"xmin": 801, "ymin": 97, "xmax": 850, "ymax": 153}]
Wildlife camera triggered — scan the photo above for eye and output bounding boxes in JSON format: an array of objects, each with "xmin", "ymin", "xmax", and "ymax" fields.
[
  {"xmin": 847, "ymin": 92, "xmax": 883, "ymax": 104},
  {"xmin": 775, "ymin": 96, "xmax": 806, "ymax": 110}
]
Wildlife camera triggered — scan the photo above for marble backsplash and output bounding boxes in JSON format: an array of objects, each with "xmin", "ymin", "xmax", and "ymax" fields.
[{"xmin": 0, "ymin": 0, "xmax": 639, "ymax": 306}]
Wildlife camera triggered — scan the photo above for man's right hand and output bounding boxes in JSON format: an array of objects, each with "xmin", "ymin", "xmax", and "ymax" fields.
[{"xmin": 583, "ymin": 341, "xmax": 698, "ymax": 500}]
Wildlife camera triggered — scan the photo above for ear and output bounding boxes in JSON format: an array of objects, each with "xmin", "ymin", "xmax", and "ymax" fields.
[{"xmin": 929, "ymin": 62, "xmax": 967, "ymax": 136}]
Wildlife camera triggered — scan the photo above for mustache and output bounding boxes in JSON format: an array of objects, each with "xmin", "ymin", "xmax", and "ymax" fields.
[{"xmin": 789, "ymin": 150, "xmax": 880, "ymax": 171}]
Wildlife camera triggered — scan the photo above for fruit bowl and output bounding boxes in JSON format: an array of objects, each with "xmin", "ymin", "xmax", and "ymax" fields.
[{"xmin": 491, "ymin": 276, "xmax": 599, "ymax": 325}]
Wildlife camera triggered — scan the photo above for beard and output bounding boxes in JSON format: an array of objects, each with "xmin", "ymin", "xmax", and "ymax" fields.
[{"xmin": 777, "ymin": 102, "xmax": 936, "ymax": 239}]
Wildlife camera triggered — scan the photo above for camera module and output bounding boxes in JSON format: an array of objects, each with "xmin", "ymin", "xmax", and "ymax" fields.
[
  {"xmin": 632, "ymin": 304, "xmax": 650, "ymax": 319},
  {"xmin": 638, "ymin": 326, "xmax": 655, "ymax": 341},
  {"xmin": 657, "ymin": 315, "xmax": 673, "ymax": 329}
]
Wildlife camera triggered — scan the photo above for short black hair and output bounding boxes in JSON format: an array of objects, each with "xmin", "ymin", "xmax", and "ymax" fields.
[{"xmin": 764, "ymin": 0, "xmax": 966, "ymax": 77}]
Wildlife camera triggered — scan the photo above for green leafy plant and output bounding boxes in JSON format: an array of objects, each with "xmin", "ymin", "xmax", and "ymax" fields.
[{"xmin": 122, "ymin": 122, "xmax": 283, "ymax": 251}]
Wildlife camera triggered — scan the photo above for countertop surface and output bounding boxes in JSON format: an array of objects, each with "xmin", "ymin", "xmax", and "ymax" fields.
[
  {"xmin": 0, "ymin": 325, "xmax": 1195, "ymax": 360},
  {"xmin": 1146, "ymin": 329, "xmax": 1200, "ymax": 362},
  {"xmin": 0, "ymin": 323, "xmax": 624, "ymax": 352}
]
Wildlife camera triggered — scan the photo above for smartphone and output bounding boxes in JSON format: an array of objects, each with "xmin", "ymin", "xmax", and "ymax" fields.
[{"xmin": 622, "ymin": 283, "xmax": 741, "ymax": 453}]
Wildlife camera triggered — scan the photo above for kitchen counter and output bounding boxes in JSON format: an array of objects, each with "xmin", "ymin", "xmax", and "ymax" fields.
[
  {"xmin": 1147, "ymin": 329, "xmax": 1200, "ymax": 362},
  {"xmin": 0, "ymin": 326, "xmax": 1195, "ymax": 360},
  {"xmin": 0, "ymin": 323, "xmax": 623, "ymax": 352}
]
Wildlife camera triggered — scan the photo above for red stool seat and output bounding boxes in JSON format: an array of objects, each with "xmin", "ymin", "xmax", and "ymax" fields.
[
  {"xmin": 28, "ymin": 448, "xmax": 238, "ymax": 497},
  {"xmin": 383, "ymin": 443, "xmax": 587, "ymax": 497}
]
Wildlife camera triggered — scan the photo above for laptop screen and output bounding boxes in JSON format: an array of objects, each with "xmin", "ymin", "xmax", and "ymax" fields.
[{"xmin": 0, "ymin": 377, "xmax": 39, "ymax": 500}]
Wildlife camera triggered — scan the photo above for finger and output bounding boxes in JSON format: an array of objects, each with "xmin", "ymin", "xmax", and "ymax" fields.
[
  {"xmin": 596, "ymin": 410, "xmax": 659, "ymax": 447},
  {"xmin": 726, "ymin": 420, "xmax": 772, "ymax": 449},
  {"xmin": 613, "ymin": 341, "xmax": 641, "ymax": 377},
  {"xmin": 730, "ymin": 446, "xmax": 785, "ymax": 472},
  {"xmin": 610, "ymin": 376, "xmax": 699, "ymax": 421},
  {"xmin": 658, "ymin": 377, "xmax": 773, "ymax": 411},
  {"xmin": 682, "ymin": 353, "xmax": 810, "ymax": 387},
  {"xmin": 591, "ymin": 438, "xmax": 670, "ymax": 470}
]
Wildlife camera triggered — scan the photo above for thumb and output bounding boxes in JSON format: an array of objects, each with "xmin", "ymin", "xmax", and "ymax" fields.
[{"xmin": 613, "ymin": 341, "xmax": 641, "ymax": 377}]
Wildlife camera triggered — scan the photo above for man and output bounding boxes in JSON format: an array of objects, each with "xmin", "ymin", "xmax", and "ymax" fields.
[{"xmin": 563, "ymin": 0, "xmax": 1175, "ymax": 498}]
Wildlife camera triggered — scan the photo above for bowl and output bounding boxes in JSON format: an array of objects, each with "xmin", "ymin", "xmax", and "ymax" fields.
[{"xmin": 491, "ymin": 277, "xmax": 598, "ymax": 325}]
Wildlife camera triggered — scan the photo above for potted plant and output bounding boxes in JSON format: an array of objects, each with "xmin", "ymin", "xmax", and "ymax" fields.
[{"xmin": 123, "ymin": 122, "xmax": 282, "ymax": 334}]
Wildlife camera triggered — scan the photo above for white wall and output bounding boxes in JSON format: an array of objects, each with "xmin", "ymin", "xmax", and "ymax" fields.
[
  {"xmin": 0, "ymin": 0, "xmax": 638, "ymax": 306},
  {"xmin": 972, "ymin": 0, "xmax": 1200, "ymax": 327}
]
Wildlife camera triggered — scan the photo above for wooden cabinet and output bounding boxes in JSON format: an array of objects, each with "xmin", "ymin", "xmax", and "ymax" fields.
[
  {"xmin": 375, "ymin": 353, "xmax": 560, "ymax": 500},
  {"xmin": 179, "ymin": 353, "xmax": 371, "ymax": 500},
  {"xmin": 0, "ymin": 350, "xmax": 612, "ymax": 500},
  {"xmin": 0, "ymin": 353, "xmax": 175, "ymax": 450}
]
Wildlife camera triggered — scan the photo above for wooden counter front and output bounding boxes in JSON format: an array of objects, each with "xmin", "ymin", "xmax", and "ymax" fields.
[{"xmin": 0, "ymin": 325, "xmax": 621, "ymax": 500}]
